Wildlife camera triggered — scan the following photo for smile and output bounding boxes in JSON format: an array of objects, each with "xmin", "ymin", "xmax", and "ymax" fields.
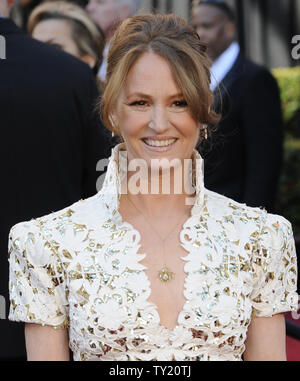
[{"xmin": 143, "ymin": 138, "xmax": 177, "ymax": 147}]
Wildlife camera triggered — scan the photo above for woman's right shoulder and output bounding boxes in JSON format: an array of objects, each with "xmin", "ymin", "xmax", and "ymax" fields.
[{"xmin": 9, "ymin": 193, "xmax": 105, "ymax": 246}]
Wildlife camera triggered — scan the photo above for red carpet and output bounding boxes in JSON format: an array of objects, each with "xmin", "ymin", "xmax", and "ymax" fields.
[{"xmin": 286, "ymin": 312, "xmax": 300, "ymax": 361}]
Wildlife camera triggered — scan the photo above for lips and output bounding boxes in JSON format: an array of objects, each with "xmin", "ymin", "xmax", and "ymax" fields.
[
  {"xmin": 143, "ymin": 138, "xmax": 177, "ymax": 147},
  {"xmin": 141, "ymin": 137, "xmax": 178, "ymax": 152}
]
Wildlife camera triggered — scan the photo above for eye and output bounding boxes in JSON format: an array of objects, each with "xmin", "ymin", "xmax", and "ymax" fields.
[
  {"xmin": 204, "ymin": 23, "xmax": 214, "ymax": 29},
  {"xmin": 129, "ymin": 101, "xmax": 148, "ymax": 107},
  {"xmin": 173, "ymin": 100, "xmax": 188, "ymax": 108}
]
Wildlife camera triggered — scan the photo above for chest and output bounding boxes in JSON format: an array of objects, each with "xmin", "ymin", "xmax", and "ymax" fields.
[
  {"xmin": 133, "ymin": 224, "xmax": 188, "ymax": 330},
  {"xmin": 58, "ymin": 213, "xmax": 256, "ymax": 325},
  {"xmin": 54, "ymin": 212, "xmax": 259, "ymax": 360}
]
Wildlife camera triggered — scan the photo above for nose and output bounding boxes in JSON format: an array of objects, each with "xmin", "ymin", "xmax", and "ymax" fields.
[{"xmin": 149, "ymin": 106, "xmax": 170, "ymax": 134}]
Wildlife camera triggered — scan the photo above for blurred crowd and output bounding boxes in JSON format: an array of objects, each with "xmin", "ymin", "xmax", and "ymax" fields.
[
  {"xmin": 0, "ymin": 0, "xmax": 285, "ymax": 360},
  {"xmin": 11, "ymin": 0, "xmax": 141, "ymax": 86}
]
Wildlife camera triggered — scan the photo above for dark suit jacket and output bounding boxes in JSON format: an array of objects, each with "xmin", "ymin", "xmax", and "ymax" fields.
[
  {"xmin": 0, "ymin": 18, "xmax": 111, "ymax": 359},
  {"xmin": 199, "ymin": 52, "xmax": 283, "ymax": 212}
]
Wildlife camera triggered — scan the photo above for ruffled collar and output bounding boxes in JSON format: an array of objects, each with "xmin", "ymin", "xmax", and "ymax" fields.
[{"xmin": 99, "ymin": 143, "xmax": 205, "ymax": 216}]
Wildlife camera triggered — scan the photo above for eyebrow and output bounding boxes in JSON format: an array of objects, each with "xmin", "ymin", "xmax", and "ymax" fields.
[{"xmin": 125, "ymin": 92, "xmax": 184, "ymax": 99}]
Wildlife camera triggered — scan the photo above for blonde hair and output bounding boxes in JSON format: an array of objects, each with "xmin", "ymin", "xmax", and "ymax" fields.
[
  {"xmin": 101, "ymin": 13, "xmax": 220, "ymax": 136},
  {"xmin": 27, "ymin": 1, "xmax": 105, "ymax": 75}
]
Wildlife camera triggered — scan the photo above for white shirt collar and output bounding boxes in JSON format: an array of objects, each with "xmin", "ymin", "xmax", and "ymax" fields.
[
  {"xmin": 98, "ymin": 143, "xmax": 206, "ymax": 217},
  {"xmin": 210, "ymin": 41, "xmax": 240, "ymax": 92}
]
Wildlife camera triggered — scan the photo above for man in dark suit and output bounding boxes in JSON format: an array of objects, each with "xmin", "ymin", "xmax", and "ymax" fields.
[
  {"xmin": 191, "ymin": 0, "xmax": 284, "ymax": 212},
  {"xmin": 0, "ymin": 0, "xmax": 110, "ymax": 359}
]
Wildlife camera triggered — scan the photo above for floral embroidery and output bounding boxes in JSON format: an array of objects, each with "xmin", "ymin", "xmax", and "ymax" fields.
[{"xmin": 8, "ymin": 144, "xmax": 298, "ymax": 361}]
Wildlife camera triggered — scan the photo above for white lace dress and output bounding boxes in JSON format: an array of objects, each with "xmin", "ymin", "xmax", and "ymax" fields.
[{"xmin": 8, "ymin": 143, "xmax": 298, "ymax": 361}]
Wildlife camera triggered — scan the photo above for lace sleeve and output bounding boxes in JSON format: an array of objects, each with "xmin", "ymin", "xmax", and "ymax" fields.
[
  {"xmin": 250, "ymin": 213, "xmax": 299, "ymax": 317},
  {"xmin": 8, "ymin": 219, "xmax": 69, "ymax": 329}
]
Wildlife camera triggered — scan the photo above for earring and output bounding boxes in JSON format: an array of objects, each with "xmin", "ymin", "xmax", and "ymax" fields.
[
  {"xmin": 202, "ymin": 124, "xmax": 208, "ymax": 140},
  {"xmin": 110, "ymin": 114, "xmax": 118, "ymax": 137}
]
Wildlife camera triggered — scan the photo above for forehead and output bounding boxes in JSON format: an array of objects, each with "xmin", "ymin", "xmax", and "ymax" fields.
[
  {"xmin": 192, "ymin": 4, "xmax": 225, "ymax": 23},
  {"xmin": 123, "ymin": 52, "xmax": 180, "ymax": 94},
  {"xmin": 92, "ymin": 0, "xmax": 115, "ymax": 4},
  {"xmin": 33, "ymin": 19, "xmax": 72, "ymax": 38}
]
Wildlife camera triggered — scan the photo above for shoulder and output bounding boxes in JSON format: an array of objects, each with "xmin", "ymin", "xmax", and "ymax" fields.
[
  {"xmin": 233, "ymin": 54, "xmax": 277, "ymax": 86},
  {"xmin": 9, "ymin": 193, "xmax": 106, "ymax": 250},
  {"xmin": 204, "ymin": 189, "xmax": 292, "ymax": 237},
  {"xmin": 4, "ymin": 30, "xmax": 93, "ymax": 85},
  {"xmin": 236, "ymin": 54, "xmax": 268, "ymax": 76},
  {"xmin": 259, "ymin": 211, "xmax": 294, "ymax": 253},
  {"xmin": 204, "ymin": 188, "xmax": 265, "ymax": 220},
  {"xmin": 34, "ymin": 40, "xmax": 93, "ymax": 82}
]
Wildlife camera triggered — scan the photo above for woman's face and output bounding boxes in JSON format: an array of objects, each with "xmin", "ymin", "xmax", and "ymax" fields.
[
  {"xmin": 115, "ymin": 52, "xmax": 201, "ymax": 167},
  {"xmin": 32, "ymin": 19, "xmax": 81, "ymax": 57},
  {"xmin": 32, "ymin": 19, "xmax": 96, "ymax": 69}
]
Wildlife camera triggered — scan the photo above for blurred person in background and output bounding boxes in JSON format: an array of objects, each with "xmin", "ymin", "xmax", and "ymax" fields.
[
  {"xmin": 86, "ymin": 0, "xmax": 141, "ymax": 81},
  {"xmin": 0, "ymin": 0, "xmax": 110, "ymax": 360},
  {"xmin": 0, "ymin": 0, "xmax": 13, "ymax": 14},
  {"xmin": 27, "ymin": 1, "xmax": 105, "ymax": 89},
  {"xmin": 191, "ymin": 0, "xmax": 284, "ymax": 213},
  {"xmin": 10, "ymin": 0, "xmax": 89, "ymax": 30}
]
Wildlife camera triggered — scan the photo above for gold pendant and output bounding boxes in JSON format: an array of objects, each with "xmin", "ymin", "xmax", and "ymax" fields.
[{"xmin": 158, "ymin": 267, "xmax": 174, "ymax": 283}]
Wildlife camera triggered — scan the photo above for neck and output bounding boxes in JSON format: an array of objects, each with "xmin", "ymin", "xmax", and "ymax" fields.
[
  {"xmin": 120, "ymin": 160, "xmax": 196, "ymax": 218},
  {"xmin": 125, "ymin": 193, "xmax": 195, "ymax": 219},
  {"xmin": 213, "ymin": 40, "xmax": 235, "ymax": 62}
]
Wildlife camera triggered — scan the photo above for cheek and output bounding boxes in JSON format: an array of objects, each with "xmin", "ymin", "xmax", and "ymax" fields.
[
  {"xmin": 118, "ymin": 109, "xmax": 148, "ymax": 138},
  {"xmin": 171, "ymin": 114, "xmax": 198, "ymax": 137},
  {"xmin": 180, "ymin": 118, "xmax": 200, "ymax": 146},
  {"xmin": 206, "ymin": 27, "xmax": 221, "ymax": 44},
  {"xmin": 215, "ymin": 26, "xmax": 226, "ymax": 41}
]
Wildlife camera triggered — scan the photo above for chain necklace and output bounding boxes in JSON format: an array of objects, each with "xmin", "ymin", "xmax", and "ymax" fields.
[{"xmin": 126, "ymin": 195, "xmax": 189, "ymax": 283}]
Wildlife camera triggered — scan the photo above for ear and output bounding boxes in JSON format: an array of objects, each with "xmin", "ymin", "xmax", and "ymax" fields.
[
  {"xmin": 80, "ymin": 54, "xmax": 96, "ymax": 70},
  {"xmin": 225, "ymin": 22, "xmax": 236, "ymax": 41}
]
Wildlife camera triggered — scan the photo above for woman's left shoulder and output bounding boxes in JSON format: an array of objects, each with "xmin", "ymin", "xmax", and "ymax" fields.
[
  {"xmin": 259, "ymin": 211, "xmax": 295, "ymax": 250},
  {"xmin": 205, "ymin": 189, "xmax": 294, "ymax": 237},
  {"xmin": 205, "ymin": 189, "xmax": 266, "ymax": 221}
]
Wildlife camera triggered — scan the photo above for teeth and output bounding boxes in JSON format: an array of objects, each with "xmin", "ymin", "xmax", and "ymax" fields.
[{"xmin": 144, "ymin": 138, "xmax": 176, "ymax": 147}]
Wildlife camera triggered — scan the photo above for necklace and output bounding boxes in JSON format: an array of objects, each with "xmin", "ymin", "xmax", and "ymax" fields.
[{"xmin": 126, "ymin": 195, "xmax": 189, "ymax": 283}]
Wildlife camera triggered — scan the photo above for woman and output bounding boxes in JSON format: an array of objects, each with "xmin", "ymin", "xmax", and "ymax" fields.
[
  {"xmin": 27, "ymin": 1, "xmax": 105, "ymax": 83},
  {"xmin": 8, "ymin": 14, "xmax": 298, "ymax": 361}
]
